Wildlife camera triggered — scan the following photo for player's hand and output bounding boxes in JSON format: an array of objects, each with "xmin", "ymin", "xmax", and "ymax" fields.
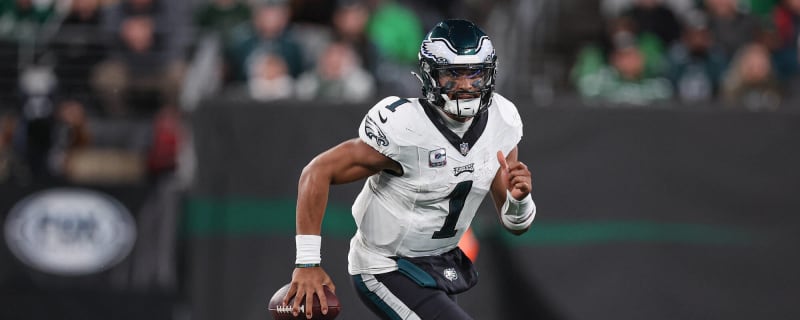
[
  {"xmin": 285, "ymin": 267, "xmax": 336, "ymax": 319},
  {"xmin": 497, "ymin": 150, "xmax": 532, "ymax": 200}
]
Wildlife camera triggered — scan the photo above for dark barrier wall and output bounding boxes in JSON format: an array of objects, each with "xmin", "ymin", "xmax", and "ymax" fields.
[
  {"xmin": 0, "ymin": 183, "xmax": 177, "ymax": 320},
  {"xmin": 189, "ymin": 99, "xmax": 800, "ymax": 320}
]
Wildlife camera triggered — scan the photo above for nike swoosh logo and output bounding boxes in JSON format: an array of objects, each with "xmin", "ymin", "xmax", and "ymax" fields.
[{"xmin": 378, "ymin": 111, "xmax": 388, "ymax": 123}]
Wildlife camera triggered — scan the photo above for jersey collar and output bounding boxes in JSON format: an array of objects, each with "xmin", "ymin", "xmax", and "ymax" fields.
[{"xmin": 421, "ymin": 99, "xmax": 488, "ymax": 156}]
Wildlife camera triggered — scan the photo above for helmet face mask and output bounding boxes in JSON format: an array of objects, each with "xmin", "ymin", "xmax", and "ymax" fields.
[
  {"xmin": 417, "ymin": 20, "xmax": 497, "ymax": 118},
  {"xmin": 435, "ymin": 64, "xmax": 493, "ymax": 98}
]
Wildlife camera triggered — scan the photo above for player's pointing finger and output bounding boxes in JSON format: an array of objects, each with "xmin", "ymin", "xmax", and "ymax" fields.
[{"xmin": 496, "ymin": 151, "xmax": 508, "ymax": 171}]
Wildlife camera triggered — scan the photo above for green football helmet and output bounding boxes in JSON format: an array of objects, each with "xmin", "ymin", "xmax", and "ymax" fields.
[{"xmin": 415, "ymin": 19, "xmax": 497, "ymax": 117}]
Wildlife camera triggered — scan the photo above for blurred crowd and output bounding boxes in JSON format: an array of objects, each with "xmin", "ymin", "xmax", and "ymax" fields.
[
  {"xmin": 572, "ymin": 0, "xmax": 800, "ymax": 110},
  {"xmin": 0, "ymin": 0, "xmax": 798, "ymax": 185},
  {"xmin": 0, "ymin": 0, "xmax": 471, "ymax": 185}
]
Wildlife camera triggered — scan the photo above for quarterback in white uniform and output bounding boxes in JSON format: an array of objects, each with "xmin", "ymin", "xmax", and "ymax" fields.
[
  {"xmin": 349, "ymin": 92, "xmax": 523, "ymax": 275},
  {"xmin": 285, "ymin": 20, "xmax": 535, "ymax": 320}
]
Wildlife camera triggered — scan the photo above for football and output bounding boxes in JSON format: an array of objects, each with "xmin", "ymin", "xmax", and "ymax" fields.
[{"xmin": 268, "ymin": 283, "xmax": 340, "ymax": 320}]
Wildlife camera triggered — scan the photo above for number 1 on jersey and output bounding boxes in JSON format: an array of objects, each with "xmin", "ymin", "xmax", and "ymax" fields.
[{"xmin": 432, "ymin": 180, "xmax": 473, "ymax": 239}]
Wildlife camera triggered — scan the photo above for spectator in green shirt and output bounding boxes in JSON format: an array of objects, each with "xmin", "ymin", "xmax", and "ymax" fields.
[
  {"xmin": 365, "ymin": 0, "xmax": 423, "ymax": 65},
  {"xmin": 575, "ymin": 32, "xmax": 673, "ymax": 106},
  {"xmin": 194, "ymin": 0, "xmax": 251, "ymax": 40},
  {"xmin": 0, "ymin": 0, "xmax": 55, "ymax": 42}
]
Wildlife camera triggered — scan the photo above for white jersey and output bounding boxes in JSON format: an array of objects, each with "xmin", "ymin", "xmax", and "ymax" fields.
[{"xmin": 347, "ymin": 93, "xmax": 523, "ymax": 275}]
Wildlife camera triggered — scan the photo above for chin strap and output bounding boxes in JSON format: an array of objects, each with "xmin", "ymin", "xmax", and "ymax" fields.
[
  {"xmin": 442, "ymin": 94, "xmax": 481, "ymax": 117},
  {"xmin": 411, "ymin": 71, "xmax": 424, "ymax": 86}
]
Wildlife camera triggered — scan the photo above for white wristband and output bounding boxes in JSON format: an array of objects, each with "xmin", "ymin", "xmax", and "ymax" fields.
[
  {"xmin": 501, "ymin": 190, "xmax": 535, "ymax": 230},
  {"xmin": 295, "ymin": 235, "xmax": 321, "ymax": 265}
]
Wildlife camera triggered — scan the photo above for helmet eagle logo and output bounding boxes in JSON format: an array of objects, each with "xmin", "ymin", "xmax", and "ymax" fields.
[{"xmin": 420, "ymin": 36, "xmax": 495, "ymax": 65}]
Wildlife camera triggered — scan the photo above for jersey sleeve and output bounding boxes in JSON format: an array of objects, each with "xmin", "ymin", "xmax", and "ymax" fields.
[{"xmin": 357, "ymin": 96, "xmax": 407, "ymax": 160}]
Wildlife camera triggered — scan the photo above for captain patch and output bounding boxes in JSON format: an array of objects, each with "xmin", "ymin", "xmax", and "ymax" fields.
[{"xmin": 429, "ymin": 148, "xmax": 447, "ymax": 167}]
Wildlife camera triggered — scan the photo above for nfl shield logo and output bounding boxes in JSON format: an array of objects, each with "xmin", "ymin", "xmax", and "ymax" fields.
[
  {"xmin": 459, "ymin": 142, "xmax": 470, "ymax": 156},
  {"xmin": 443, "ymin": 267, "xmax": 458, "ymax": 281}
]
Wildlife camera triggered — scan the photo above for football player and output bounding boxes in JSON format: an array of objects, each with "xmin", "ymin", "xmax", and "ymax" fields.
[{"xmin": 285, "ymin": 19, "xmax": 535, "ymax": 319}]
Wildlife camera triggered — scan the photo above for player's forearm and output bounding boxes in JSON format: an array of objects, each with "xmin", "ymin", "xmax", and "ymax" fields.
[
  {"xmin": 295, "ymin": 139, "xmax": 391, "ymax": 235},
  {"xmin": 296, "ymin": 161, "xmax": 332, "ymax": 235}
]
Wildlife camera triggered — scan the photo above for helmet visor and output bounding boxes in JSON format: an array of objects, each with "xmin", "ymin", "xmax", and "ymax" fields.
[{"xmin": 435, "ymin": 64, "xmax": 493, "ymax": 99}]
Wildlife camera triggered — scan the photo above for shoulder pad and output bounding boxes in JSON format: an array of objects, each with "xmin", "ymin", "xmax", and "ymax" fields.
[
  {"xmin": 492, "ymin": 93, "xmax": 523, "ymax": 134},
  {"xmin": 359, "ymin": 97, "xmax": 417, "ymax": 157}
]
